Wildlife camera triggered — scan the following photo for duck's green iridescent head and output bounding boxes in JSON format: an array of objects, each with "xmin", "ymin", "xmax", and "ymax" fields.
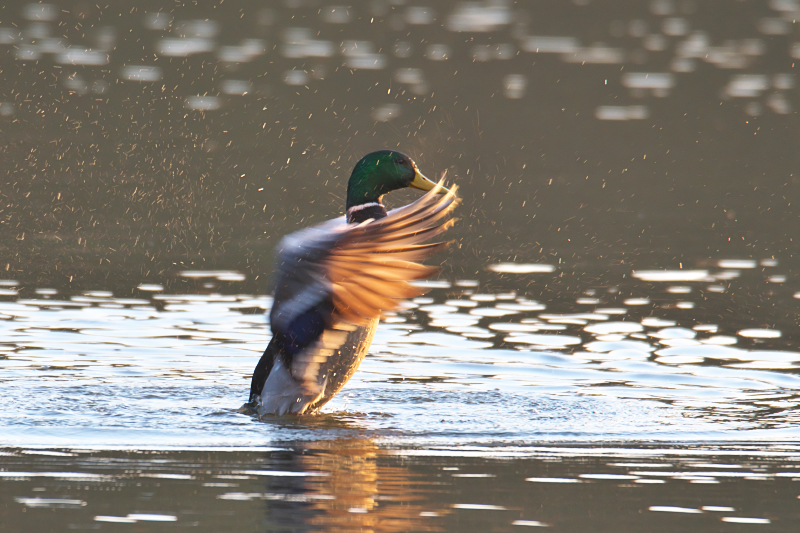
[{"xmin": 345, "ymin": 150, "xmax": 440, "ymax": 210}]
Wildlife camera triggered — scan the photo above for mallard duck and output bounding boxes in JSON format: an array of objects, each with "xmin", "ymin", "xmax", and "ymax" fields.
[{"xmin": 249, "ymin": 150, "xmax": 458, "ymax": 416}]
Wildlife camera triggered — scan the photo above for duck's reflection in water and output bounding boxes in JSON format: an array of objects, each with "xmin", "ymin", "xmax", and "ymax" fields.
[{"xmin": 261, "ymin": 434, "xmax": 444, "ymax": 532}]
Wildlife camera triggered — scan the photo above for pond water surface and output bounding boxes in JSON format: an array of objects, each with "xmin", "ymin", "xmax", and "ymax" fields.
[{"xmin": 3, "ymin": 0, "xmax": 800, "ymax": 531}]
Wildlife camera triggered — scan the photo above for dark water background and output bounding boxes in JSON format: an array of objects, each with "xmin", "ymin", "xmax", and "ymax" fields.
[
  {"xmin": 3, "ymin": 0, "xmax": 798, "ymax": 293},
  {"xmin": 3, "ymin": 0, "xmax": 800, "ymax": 530}
]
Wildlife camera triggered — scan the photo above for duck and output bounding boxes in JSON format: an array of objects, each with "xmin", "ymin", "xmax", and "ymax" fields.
[{"xmin": 248, "ymin": 150, "xmax": 458, "ymax": 416}]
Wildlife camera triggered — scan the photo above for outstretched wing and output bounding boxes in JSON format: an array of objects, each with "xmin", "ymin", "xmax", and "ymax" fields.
[{"xmin": 269, "ymin": 181, "xmax": 459, "ymax": 396}]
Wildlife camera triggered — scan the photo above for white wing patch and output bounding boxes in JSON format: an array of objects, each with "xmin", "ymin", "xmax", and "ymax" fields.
[{"xmin": 257, "ymin": 358, "xmax": 325, "ymax": 416}]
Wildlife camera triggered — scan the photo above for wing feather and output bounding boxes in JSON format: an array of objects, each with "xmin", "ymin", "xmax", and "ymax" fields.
[{"xmin": 269, "ymin": 181, "xmax": 459, "ymax": 397}]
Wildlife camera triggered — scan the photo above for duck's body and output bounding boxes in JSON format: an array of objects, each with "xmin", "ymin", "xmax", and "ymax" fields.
[{"xmin": 249, "ymin": 151, "xmax": 457, "ymax": 416}]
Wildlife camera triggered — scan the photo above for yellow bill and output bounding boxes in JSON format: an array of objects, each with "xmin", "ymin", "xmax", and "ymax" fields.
[{"xmin": 409, "ymin": 169, "xmax": 452, "ymax": 194}]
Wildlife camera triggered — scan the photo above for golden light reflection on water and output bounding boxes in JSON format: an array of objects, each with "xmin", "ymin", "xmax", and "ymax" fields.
[{"xmin": 294, "ymin": 438, "xmax": 446, "ymax": 532}]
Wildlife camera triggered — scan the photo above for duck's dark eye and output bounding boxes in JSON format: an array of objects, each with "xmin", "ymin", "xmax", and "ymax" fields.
[{"xmin": 396, "ymin": 158, "xmax": 406, "ymax": 165}]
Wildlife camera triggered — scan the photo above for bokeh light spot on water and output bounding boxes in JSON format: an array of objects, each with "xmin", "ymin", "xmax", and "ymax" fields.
[
  {"xmin": 505, "ymin": 334, "xmax": 582, "ymax": 346},
  {"xmin": 221, "ymin": 80, "xmax": 253, "ymax": 96},
  {"xmin": 738, "ymin": 329, "xmax": 781, "ymax": 339},
  {"xmin": 649, "ymin": 506, "xmax": 703, "ymax": 514},
  {"xmin": 120, "ymin": 66, "xmax": 163, "ymax": 82},
  {"xmin": 15, "ymin": 497, "xmax": 86, "ymax": 508},
  {"xmin": 621, "ymin": 72, "xmax": 675, "ymax": 96},
  {"xmin": 595, "ymin": 105, "xmax": 649, "ymax": 121},
  {"xmin": 372, "ymin": 104, "xmax": 402, "ymax": 122},
  {"xmin": 58, "ymin": 49, "xmax": 109, "ymax": 66},
  {"xmin": 503, "ymin": 74, "xmax": 527, "ymax": 99},
  {"xmin": 650, "ymin": 327, "xmax": 696, "ymax": 339},
  {"xmin": 411, "ymin": 280, "xmax": 452, "ymax": 289},
  {"xmin": 522, "ymin": 36, "xmax": 579, "ymax": 54},
  {"xmin": 451, "ymin": 503, "xmax": 507, "ymax": 510},
  {"xmin": 526, "ymin": 477, "xmax": 581, "ymax": 483},
  {"xmin": 446, "ymin": 3, "xmax": 511, "ymax": 32},
  {"xmin": 137, "ymin": 284, "xmax": 164, "ymax": 292},
  {"xmin": 721, "ymin": 517, "xmax": 771, "ymax": 524},
  {"xmin": 579, "ymin": 473, "xmax": 639, "ymax": 480},
  {"xmin": 642, "ymin": 318, "xmax": 676, "ymax": 327},
  {"xmin": 718, "ymin": 259, "xmax": 757, "ymax": 269},
  {"xmin": 94, "ymin": 516, "xmax": 138, "ymax": 523},
  {"xmin": 488, "ymin": 263, "xmax": 555, "ymax": 274},
  {"xmin": 702, "ymin": 336, "xmax": 737, "ymax": 345},
  {"xmin": 633, "ymin": 270, "xmax": 709, "ymax": 282},
  {"xmin": 179, "ymin": 270, "xmax": 246, "ymax": 281},
  {"xmin": 185, "ymin": 96, "xmax": 222, "ymax": 111},
  {"xmin": 157, "ymin": 37, "xmax": 214, "ymax": 56},
  {"xmin": 95, "ymin": 514, "xmax": 177, "ymax": 523}
]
